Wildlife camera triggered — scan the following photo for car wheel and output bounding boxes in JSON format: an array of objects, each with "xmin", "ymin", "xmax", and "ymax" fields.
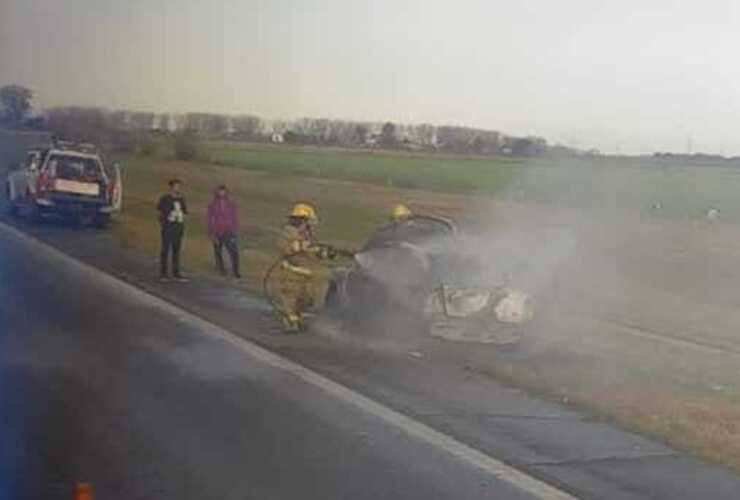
[{"xmin": 76, "ymin": 212, "xmax": 95, "ymax": 228}]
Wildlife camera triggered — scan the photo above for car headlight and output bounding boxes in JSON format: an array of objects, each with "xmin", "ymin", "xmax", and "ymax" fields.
[{"xmin": 494, "ymin": 290, "xmax": 533, "ymax": 324}]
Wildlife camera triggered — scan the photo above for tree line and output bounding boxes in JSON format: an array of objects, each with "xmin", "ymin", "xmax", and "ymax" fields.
[{"xmin": 1, "ymin": 83, "xmax": 578, "ymax": 158}]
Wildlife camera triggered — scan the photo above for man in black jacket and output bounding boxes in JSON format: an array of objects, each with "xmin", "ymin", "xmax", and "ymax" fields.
[{"xmin": 157, "ymin": 179, "xmax": 188, "ymax": 282}]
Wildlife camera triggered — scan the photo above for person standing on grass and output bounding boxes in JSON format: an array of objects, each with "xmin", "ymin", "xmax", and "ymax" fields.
[
  {"xmin": 207, "ymin": 184, "xmax": 241, "ymax": 279},
  {"xmin": 157, "ymin": 178, "xmax": 188, "ymax": 282}
]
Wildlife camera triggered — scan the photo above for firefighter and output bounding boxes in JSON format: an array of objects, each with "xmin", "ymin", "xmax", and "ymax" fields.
[
  {"xmin": 363, "ymin": 203, "xmax": 417, "ymax": 250},
  {"xmin": 278, "ymin": 203, "xmax": 336, "ymax": 332}
]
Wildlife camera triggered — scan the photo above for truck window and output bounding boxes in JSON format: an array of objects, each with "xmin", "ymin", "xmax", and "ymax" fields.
[{"xmin": 48, "ymin": 155, "xmax": 103, "ymax": 181}]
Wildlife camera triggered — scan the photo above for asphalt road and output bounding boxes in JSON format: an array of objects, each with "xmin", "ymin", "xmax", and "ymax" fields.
[
  {"xmin": 0, "ymin": 224, "xmax": 562, "ymax": 499},
  {"xmin": 3, "ymin": 213, "xmax": 740, "ymax": 499}
]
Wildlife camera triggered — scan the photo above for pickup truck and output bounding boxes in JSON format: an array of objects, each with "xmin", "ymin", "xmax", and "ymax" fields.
[{"xmin": 5, "ymin": 142, "xmax": 122, "ymax": 227}]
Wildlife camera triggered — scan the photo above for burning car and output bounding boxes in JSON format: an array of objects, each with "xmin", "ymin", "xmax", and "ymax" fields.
[
  {"xmin": 325, "ymin": 214, "xmax": 534, "ymax": 346},
  {"xmin": 6, "ymin": 141, "xmax": 122, "ymax": 227}
]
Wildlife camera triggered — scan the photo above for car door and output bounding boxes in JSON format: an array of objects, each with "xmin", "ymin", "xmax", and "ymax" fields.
[
  {"xmin": 23, "ymin": 154, "xmax": 41, "ymax": 201},
  {"xmin": 8, "ymin": 159, "xmax": 31, "ymax": 203}
]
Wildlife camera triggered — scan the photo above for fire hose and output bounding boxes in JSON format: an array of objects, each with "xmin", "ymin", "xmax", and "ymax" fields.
[{"xmin": 261, "ymin": 215, "xmax": 452, "ymax": 318}]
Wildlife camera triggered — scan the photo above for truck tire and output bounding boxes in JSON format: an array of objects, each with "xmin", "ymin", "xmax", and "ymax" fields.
[
  {"xmin": 93, "ymin": 214, "xmax": 111, "ymax": 229},
  {"xmin": 76, "ymin": 212, "xmax": 96, "ymax": 228},
  {"xmin": 29, "ymin": 203, "xmax": 42, "ymax": 223}
]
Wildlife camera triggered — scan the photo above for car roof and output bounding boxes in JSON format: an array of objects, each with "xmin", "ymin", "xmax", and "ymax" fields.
[
  {"xmin": 46, "ymin": 149, "xmax": 101, "ymax": 160},
  {"xmin": 362, "ymin": 216, "xmax": 457, "ymax": 251}
]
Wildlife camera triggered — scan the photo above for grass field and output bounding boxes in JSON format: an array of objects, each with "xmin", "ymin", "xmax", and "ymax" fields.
[
  {"xmin": 207, "ymin": 141, "xmax": 740, "ymax": 222},
  {"xmin": 115, "ymin": 151, "xmax": 453, "ymax": 291},
  {"xmin": 112, "ymin": 140, "xmax": 740, "ymax": 472},
  {"xmin": 117, "ymin": 138, "xmax": 740, "ymax": 307}
]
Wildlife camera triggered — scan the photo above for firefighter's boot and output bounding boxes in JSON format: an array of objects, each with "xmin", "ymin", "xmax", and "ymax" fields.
[{"xmin": 282, "ymin": 312, "xmax": 303, "ymax": 333}]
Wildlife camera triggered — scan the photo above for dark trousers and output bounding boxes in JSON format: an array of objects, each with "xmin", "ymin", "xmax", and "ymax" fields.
[
  {"xmin": 213, "ymin": 232, "xmax": 240, "ymax": 277},
  {"xmin": 160, "ymin": 223, "xmax": 184, "ymax": 277}
]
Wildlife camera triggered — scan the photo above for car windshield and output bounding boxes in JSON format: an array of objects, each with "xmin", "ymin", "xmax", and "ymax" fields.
[{"xmin": 48, "ymin": 155, "xmax": 103, "ymax": 181}]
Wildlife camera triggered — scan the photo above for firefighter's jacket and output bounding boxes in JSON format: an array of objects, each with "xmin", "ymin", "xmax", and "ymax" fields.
[{"xmin": 279, "ymin": 224, "xmax": 331, "ymax": 278}]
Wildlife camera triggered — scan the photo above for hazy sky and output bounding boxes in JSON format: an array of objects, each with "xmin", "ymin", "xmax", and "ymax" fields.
[{"xmin": 2, "ymin": 0, "xmax": 739, "ymax": 154}]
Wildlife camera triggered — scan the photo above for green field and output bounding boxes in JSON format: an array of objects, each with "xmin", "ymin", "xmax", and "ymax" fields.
[{"xmin": 206, "ymin": 142, "xmax": 740, "ymax": 222}]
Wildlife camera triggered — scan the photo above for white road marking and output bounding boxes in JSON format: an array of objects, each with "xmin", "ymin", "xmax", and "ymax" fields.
[{"xmin": 0, "ymin": 221, "xmax": 577, "ymax": 500}]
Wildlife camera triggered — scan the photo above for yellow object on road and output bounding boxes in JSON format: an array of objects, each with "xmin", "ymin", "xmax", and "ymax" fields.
[{"xmin": 391, "ymin": 203, "xmax": 412, "ymax": 221}]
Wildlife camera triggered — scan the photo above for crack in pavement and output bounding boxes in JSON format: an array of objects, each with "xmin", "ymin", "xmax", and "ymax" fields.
[
  {"xmin": 417, "ymin": 412, "xmax": 582, "ymax": 421},
  {"xmin": 530, "ymin": 451, "xmax": 680, "ymax": 468}
]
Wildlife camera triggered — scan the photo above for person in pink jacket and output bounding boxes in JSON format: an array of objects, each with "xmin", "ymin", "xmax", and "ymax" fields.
[{"xmin": 207, "ymin": 185, "xmax": 241, "ymax": 279}]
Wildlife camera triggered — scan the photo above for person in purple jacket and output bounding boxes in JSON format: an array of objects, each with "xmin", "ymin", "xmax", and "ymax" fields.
[{"xmin": 207, "ymin": 185, "xmax": 241, "ymax": 279}]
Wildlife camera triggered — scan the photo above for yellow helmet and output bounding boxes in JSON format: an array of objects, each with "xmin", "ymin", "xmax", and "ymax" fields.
[
  {"xmin": 290, "ymin": 203, "xmax": 318, "ymax": 221},
  {"xmin": 391, "ymin": 204, "xmax": 412, "ymax": 221}
]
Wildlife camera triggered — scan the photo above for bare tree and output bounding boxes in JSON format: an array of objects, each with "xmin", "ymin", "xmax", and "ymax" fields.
[
  {"xmin": 170, "ymin": 114, "xmax": 188, "ymax": 132},
  {"xmin": 184, "ymin": 113, "xmax": 229, "ymax": 136},
  {"xmin": 46, "ymin": 107, "xmax": 107, "ymax": 142},
  {"xmin": 129, "ymin": 112, "xmax": 155, "ymax": 130},
  {"xmin": 231, "ymin": 114, "xmax": 262, "ymax": 139},
  {"xmin": 413, "ymin": 123, "xmax": 437, "ymax": 147},
  {"xmin": 108, "ymin": 110, "xmax": 130, "ymax": 130},
  {"xmin": 380, "ymin": 122, "xmax": 397, "ymax": 148},
  {"xmin": 354, "ymin": 125, "xmax": 368, "ymax": 145},
  {"xmin": 158, "ymin": 113, "xmax": 172, "ymax": 132},
  {"xmin": 1, "ymin": 84, "xmax": 33, "ymax": 126},
  {"xmin": 205, "ymin": 114, "xmax": 229, "ymax": 136}
]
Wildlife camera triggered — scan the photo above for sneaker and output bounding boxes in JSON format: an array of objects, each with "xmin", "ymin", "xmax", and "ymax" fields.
[
  {"xmin": 159, "ymin": 275, "xmax": 171, "ymax": 282},
  {"xmin": 173, "ymin": 274, "xmax": 189, "ymax": 283}
]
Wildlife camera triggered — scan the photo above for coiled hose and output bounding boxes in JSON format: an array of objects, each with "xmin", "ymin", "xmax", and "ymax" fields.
[{"xmin": 262, "ymin": 245, "xmax": 355, "ymax": 318}]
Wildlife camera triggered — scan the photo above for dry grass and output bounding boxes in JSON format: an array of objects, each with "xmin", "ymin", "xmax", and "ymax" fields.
[
  {"xmin": 468, "ymin": 350, "xmax": 740, "ymax": 471},
  {"xmin": 114, "ymin": 156, "xmax": 489, "ymax": 291},
  {"xmin": 114, "ymin": 153, "xmax": 740, "ymax": 473}
]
